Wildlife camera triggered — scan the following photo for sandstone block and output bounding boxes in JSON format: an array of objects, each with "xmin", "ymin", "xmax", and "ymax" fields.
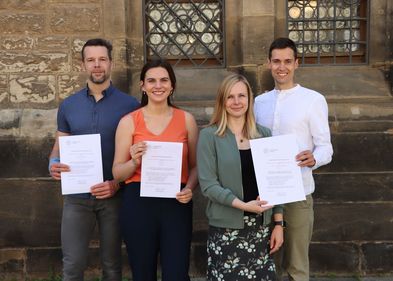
[
  {"xmin": 71, "ymin": 38, "xmax": 88, "ymax": 71},
  {"xmin": 242, "ymin": 0, "xmax": 274, "ymax": 16},
  {"xmin": 0, "ymin": 109, "xmax": 22, "ymax": 136},
  {"xmin": 0, "ymin": 137, "xmax": 54, "ymax": 177},
  {"xmin": 309, "ymin": 242, "xmax": 359, "ymax": 274},
  {"xmin": 361, "ymin": 243, "xmax": 393, "ymax": 274},
  {"xmin": 127, "ymin": 39, "xmax": 144, "ymax": 67},
  {"xmin": 103, "ymin": 0, "xmax": 126, "ymax": 36},
  {"xmin": 242, "ymin": 16, "xmax": 274, "ymax": 64},
  {"xmin": 0, "ymin": 51, "xmax": 69, "ymax": 73},
  {"xmin": 49, "ymin": 7, "xmax": 100, "ymax": 33},
  {"xmin": 58, "ymin": 74, "xmax": 86, "ymax": 100},
  {"xmin": 0, "ymin": 75, "xmax": 8, "ymax": 103},
  {"xmin": 0, "ymin": 248, "xmax": 25, "ymax": 279},
  {"xmin": 296, "ymin": 66, "xmax": 391, "ymax": 98},
  {"xmin": 326, "ymin": 133, "xmax": 393, "ymax": 172},
  {"xmin": 313, "ymin": 203, "xmax": 393, "ymax": 241},
  {"xmin": 20, "ymin": 109, "xmax": 57, "ymax": 138},
  {"xmin": 0, "ymin": 0, "xmax": 46, "ymax": 10},
  {"xmin": 112, "ymin": 38, "xmax": 128, "ymax": 67},
  {"xmin": 9, "ymin": 75, "xmax": 56, "ymax": 104},
  {"xmin": 0, "ymin": 13, "xmax": 45, "ymax": 34},
  {"xmin": 0, "ymin": 37, "xmax": 35, "ymax": 50},
  {"xmin": 314, "ymin": 172, "xmax": 393, "ymax": 202},
  {"xmin": 25, "ymin": 248, "xmax": 62, "ymax": 276},
  {"xmin": 48, "ymin": 0, "xmax": 99, "ymax": 2},
  {"xmin": 36, "ymin": 36, "xmax": 69, "ymax": 50},
  {"xmin": 190, "ymin": 242, "xmax": 207, "ymax": 277},
  {"xmin": 0, "ymin": 178, "xmax": 62, "ymax": 247}
]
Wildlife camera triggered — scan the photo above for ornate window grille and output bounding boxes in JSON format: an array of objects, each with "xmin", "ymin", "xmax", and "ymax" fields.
[
  {"xmin": 143, "ymin": 0, "xmax": 225, "ymax": 67},
  {"xmin": 287, "ymin": 0, "xmax": 369, "ymax": 65}
]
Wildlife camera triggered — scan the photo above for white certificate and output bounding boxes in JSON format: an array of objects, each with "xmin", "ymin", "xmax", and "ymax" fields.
[
  {"xmin": 250, "ymin": 134, "xmax": 305, "ymax": 205},
  {"xmin": 59, "ymin": 134, "xmax": 103, "ymax": 195},
  {"xmin": 140, "ymin": 141, "xmax": 183, "ymax": 198}
]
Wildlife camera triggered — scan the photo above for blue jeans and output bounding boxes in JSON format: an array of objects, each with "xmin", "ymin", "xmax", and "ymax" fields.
[{"xmin": 61, "ymin": 195, "xmax": 122, "ymax": 281}]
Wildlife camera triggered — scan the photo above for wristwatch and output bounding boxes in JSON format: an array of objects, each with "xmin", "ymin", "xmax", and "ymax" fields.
[{"xmin": 274, "ymin": 221, "xmax": 286, "ymax": 228}]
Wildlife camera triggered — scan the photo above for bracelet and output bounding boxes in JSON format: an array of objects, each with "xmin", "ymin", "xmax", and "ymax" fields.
[{"xmin": 48, "ymin": 157, "xmax": 60, "ymax": 173}]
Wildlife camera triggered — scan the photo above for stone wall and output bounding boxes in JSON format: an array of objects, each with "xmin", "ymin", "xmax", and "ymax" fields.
[{"xmin": 1, "ymin": 0, "xmax": 393, "ymax": 279}]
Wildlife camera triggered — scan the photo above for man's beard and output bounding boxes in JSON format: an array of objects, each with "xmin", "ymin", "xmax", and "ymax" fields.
[{"xmin": 90, "ymin": 73, "xmax": 109, "ymax": 84}]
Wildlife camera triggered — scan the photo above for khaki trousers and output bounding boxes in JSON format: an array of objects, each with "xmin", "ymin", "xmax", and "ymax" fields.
[{"xmin": 275, "ymin": 195, "xmax": 314, "ymax": 281}]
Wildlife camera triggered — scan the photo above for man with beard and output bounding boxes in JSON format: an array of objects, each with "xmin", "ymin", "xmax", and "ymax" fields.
[{"xmin": 48, "ymin": 38, "xmax": 139, "ymax": 281}]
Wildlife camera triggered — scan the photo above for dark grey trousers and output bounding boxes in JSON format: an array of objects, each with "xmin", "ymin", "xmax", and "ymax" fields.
[{"xmin": 61, "ymin": 195, "xmax": 122, "ymax": 281}]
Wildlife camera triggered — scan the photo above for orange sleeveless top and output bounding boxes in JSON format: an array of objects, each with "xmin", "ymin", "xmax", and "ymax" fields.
[{"xmin": 125, "ymin": 107, "xmax": 189, "ymax": 184}]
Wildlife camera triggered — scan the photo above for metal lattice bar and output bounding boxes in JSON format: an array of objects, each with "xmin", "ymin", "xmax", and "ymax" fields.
[
  {"xmin": 287, "ymin": 0, "xmax": 369, "ymax": 65},
  {"xmin": 143, "ymin": 0, "xmax": 225, "ymax": 68}
]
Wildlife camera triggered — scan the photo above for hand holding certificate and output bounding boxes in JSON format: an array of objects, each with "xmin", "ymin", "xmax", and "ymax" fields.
[
  {"xmin": 140, "ymin": 141, "xmax": 183, "ymax": 198},
  {"xmin": 250, "ymin": 134, "xmax": 305, "ymax": 205},
  {"xmin": 59, "ymin": 134, "xmax": 103, "ymax": 195}
]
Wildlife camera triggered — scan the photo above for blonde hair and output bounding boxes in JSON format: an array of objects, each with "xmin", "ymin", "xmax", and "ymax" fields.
[{"xmin": 209, "ymin": 73, "xmax": 260, "ymax": 139}]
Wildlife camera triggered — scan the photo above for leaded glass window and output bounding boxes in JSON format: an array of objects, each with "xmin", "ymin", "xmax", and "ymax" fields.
[
  {"xmin": 144, "ymin": 0, "xmax": 225, "ymax": 67},
  {"xmin": 287, "ymin": 0, "xmax": 369, "ymax": 65}
]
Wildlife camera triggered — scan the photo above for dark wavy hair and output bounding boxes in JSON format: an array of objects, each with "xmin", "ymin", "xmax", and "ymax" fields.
[{"xmin": 140, "ymin": 59, "xmax": 176, "ymax": 107}]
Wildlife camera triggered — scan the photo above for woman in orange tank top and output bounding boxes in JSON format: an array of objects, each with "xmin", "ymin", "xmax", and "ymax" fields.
[{"xmin": 112, "ymin": 59, "xmax": 198, "ymax": 281}]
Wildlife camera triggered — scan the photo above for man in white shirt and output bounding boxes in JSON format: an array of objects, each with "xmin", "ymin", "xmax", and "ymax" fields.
[{"xmin": 254, "ymin": 37, "xmax": 333, "ymax": 281}]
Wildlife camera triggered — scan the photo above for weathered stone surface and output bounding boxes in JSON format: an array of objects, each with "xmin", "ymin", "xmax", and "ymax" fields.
[
  {"xmin": 242, "ymin": 16, "xmax": 274, "ymax": 64},
  {"xmin": 36, "ymin": 36, "xmax": 69, "ymax": 50},
  {"xmin": 0, "ymin": 178, "xmax": 62, "ymax": 247},
  {"xmin": 0, "ymin": 13, "xmax": 45, "ymax": 34},
  {"xmin": 71, "ymin": 38, "xmax": 87, "ymax": 72},
  {"xmin": 313, "ymin": 203, "xmax": 393, "ymax": 241},
  {"xmin": 0, "ymin": 52, "xmax": 69, "ymax": 73},
  {"xmin": 0, "ymin": 249, "xmax": 24, "ymax": 279},
  {"xmin": 9, "ymin": 75, "xmax": 56, "ymax": 104},
  {"xmin": 190, "ymin": 242, "xmax": 207, "ymax": 277},
  {"xmin": 328, "ymin": 100, "xmax": 393, "ymax": 122},
  {"xmin": 48, "ymin": 0, "xmax": 99, "ymax": 2},
  {"xmin": 242, "ymin": 0, "xmax": 274, "ymax": 16},
  {"xmin": 0, "ymin": 75, "xmax": 8, "ymax": 103},
  {"xmin": 20, "ymin": 109, "xmax": 57, "ymax": 138},
  {"xmin": 0, "ymin": 0, "xmax": 46, "ymax": 10},
  {"xmin": 126, "ymin": 39, "xmax": 144, "ymax": 68},
  {"xmin": 0, "ymin": 109, "xmax": 22, "ymax": 136},
  {"xmin": 326, "ymin": 133, "xmax": 393, "ymax": 172},
  {"xmin": 0, "ymin": 138, "xmax": 54, "ymax": 177},
  {"xmin": 112, "ymin": 39, "xmax": 128, "ymax": 67},
  {"xmin": 0, "ymin": 37, "xmax": 35, "ymax": 50},
  {"xmin": 314, "ymin": 172, "xmax": 393, "ymax": 202},
  {"xmin": 178, "ymin": 102, "xmax": 214, "ymax": 125},
  {"xmin": 309, "ymin": 242, "xmax": 360, "ymax": 274},
  {"xmin": 103, "ymin": 0, "xmax": 126, "ymax": 36},
  {"xmin": 25, "ymin": 248, "xmax": 62, "ymax": 276},
  {"xmin": 49, "ymin": 7, "xmax": 100, "ymax": 33},
  {"xmin": 331, "ymin": 120, "xmax": 393, "ymax": 133},
  {"xmin": 296, "ymin": 67, "xmax": 391, "ymax": 98},
  {"xmin": 58, "ymin": 74, "xmax": 86, "ymax": 99},
  {"xmin": 362, "ymin": 243, "xmax": 393, "ymax": 274},
  {"xmin": 111, "ymin": 71, "xmax": 130, "ymax": 95}
]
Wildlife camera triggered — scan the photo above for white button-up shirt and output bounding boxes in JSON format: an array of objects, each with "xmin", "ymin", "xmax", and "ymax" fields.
[{"xmin": 254, "ymin": 84, "xmax": 333, "ymax": 195}]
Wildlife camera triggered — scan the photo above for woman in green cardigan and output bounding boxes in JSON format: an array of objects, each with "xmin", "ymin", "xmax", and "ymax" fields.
[{"xmin": 197, "ymin": 73, "xmax": 284, "ymax": 281}]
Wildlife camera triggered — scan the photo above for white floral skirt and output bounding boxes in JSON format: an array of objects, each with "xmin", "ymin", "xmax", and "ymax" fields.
[{"xmin": 207, "ymin": 214, "xmax": 276, "ymax": 281}]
